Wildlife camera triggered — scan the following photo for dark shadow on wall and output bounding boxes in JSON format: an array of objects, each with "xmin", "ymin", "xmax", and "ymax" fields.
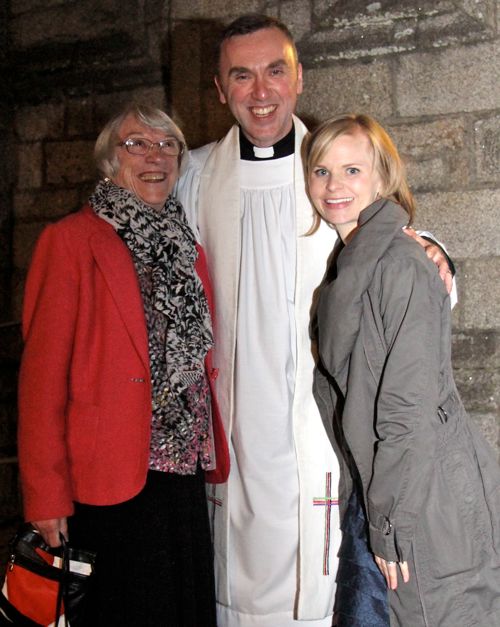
[{"xmin": 162, "ymin": 18, "xmax": 243, "ymax": 149}]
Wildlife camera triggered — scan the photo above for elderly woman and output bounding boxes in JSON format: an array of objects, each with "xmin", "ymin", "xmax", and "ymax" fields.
[{"xmin": 18, "ymin": 104, "xmax": 229, "ymax": 626}]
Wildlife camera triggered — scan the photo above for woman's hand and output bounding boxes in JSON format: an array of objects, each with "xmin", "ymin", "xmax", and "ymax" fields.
[
  {"xmin": 403, "ymin": 228, "xmax": 454, "ymax": 294},
  {"xmin": 32, "ymin": 517, "xmax": 68, "ymax": 547},
  {"xmin": 374, "ymin": 555, "xmax": 410, "ymax": 590}
]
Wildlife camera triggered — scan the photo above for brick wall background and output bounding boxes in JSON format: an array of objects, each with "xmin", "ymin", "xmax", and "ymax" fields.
[{"xmin": 1, "ymin": 0, "xmax": 499, "ymax": 560}]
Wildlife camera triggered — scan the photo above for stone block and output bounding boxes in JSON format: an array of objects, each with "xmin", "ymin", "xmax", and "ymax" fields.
[
  {"xmin": 11, "ymin": 0, "xmax": 143, "ymax": 48},
  {"xmin": 11, "ymin": 269, "xmax": 27, "ymax": 323},
  {"xmin": 299, "ymin": 60, "xmax": 393, "ymax": 125},
  {"xmin": 11, "ymin": 0, "xmax": 65, "ymax": 15},
  {"xmin": 132, "ymin": 86, "xmax": 167, "ymax": 112},
  {"xmin": 77, "ymin": 183, "xmax": 98, "ymax": 208},
  {"xmin": 469, "ymin": 411, "xmax": 500, "ymax": 458},
  {"xmin": 0, "ymin": 401, "xmax": 18, "ymax": 452},
  {"xmin": 198, "ymin": 86, "xmax": 234, "ymax": 147},
  {"xmin": 406, "ymin": 158, "xmax": 447, "ymax": 193},
  {"xmin": 0, "ymin": 324, "xmax": 22, "ymax": 362},
  {"xmin": 46, "ymin": 140, "xmax": 96, "ymax": 186},
  {"xmin": 171, "ymin": 0, "xmax": 260, "ymax": 20},
  {"xmin": 14, "ymin": 189, "xmax": 79, "ymax": 221},
  {"xmin": 388, "ymin": 118, "xmax": 468, "ymax": 191},
  {"xmin": 0, "ymin": 363, "xmax": 17, "ymax": 403},
  {"xmin": 15, "ymin": 103, "xmax": 64, "ymax": 141},
  {"xmin": 0, "ymin": 462, "xmax": 22, "ymax": 522},
  {"xmin": 16, "ymin": 143, "xmax": 42, "ymax": 190},
  {"xmin": 474, "ymin": 114, "xmax": 500, "ymax": 184},
  {"xmin": 460, "ymin": 258, "xmax": 500, "ymax": 329},
  {"xmin": 415, "ymin": 189, "xmax": 500, "ymax": 259},
  {"xmin": 67, "ymin": 98, "xmax": 94, "ymax": 137},
  {"xmin": 396, "ymin": 42, "xmax": 500, "ymax": 116},
  {"xmin": 13, "ymin": 222, "xmax": 47, "ymax": 273},
  {"xmin": 94, "ymin": 87, "xmax": 166, "ymax": 133},
  {"xmin": 452, "ymin": 330, "xmax": 500, "ymax": 370},
  {"xmin": 304, "ymin": 0, "xmax": 495, "ymax": 63},
  {"xmin": 454, "ymin": 368, "xmax": 500, "ymax": 414},
  {"xmin": 280, "ymin": 0, "xmax": 312, "ymax": 41}
]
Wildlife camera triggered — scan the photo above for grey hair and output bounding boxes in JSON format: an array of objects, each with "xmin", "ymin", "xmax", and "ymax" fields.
[{"xmin": 94, "ymin": 103, "xmax": 189, "ymax": 179}]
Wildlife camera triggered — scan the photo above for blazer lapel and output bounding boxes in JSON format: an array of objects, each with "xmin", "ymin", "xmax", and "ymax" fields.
[{"xmin": 89, "ymin": 225, "xmax": 150, "ymax": 372}]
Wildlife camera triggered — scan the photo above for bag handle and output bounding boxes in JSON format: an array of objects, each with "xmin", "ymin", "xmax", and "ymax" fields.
[{"xmin": 55, "ymin": 533, "xmax": 69, "ymax": 627}]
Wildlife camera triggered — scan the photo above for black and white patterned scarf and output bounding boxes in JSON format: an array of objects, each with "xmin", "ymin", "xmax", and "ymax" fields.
[{"xmin": 90, "ymin": 179, "xmax": 213, "ymax": 400}]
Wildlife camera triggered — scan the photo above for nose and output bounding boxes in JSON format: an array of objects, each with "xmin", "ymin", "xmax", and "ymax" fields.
[
  {"xmin": 145, "ymin": 144, "xmax": 164, "ymax": 162},
  {"xmin": 252, "ymin": 74, "xmax": 270, "ymax": 100},
  {"xmin": 326, "ymin": 173, "xmax": 342, "ymax": 191}
]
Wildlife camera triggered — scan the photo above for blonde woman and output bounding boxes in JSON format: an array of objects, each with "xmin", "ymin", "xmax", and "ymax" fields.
[{"xmin": 304, "ymin": 114, "xmax": 500, "ymax": 626}]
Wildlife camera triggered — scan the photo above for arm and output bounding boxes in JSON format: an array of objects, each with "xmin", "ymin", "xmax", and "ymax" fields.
[
  {"xmin": 403, "ymin": 228, "xmax": 456, "ymax": 301},
  {"xmin": 18, "ymin": 223, "xmax": 79, "ymax": 526},
  {"xmin": 366, "ymin": 253, "xmax": 446, "ymax": 580}
]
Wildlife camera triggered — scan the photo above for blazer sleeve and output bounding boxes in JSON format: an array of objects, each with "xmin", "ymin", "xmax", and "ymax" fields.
[
  {"xmin": 366, "ymin": 252, "xmax": 448, "ymax": 562},
  {"xmin": 18, "ymin": 222, "xmax": 80, "ymax": 522}
]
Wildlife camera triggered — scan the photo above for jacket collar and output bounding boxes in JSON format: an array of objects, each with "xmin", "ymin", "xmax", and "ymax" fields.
[{"xmin": 316, "ymin": 199, "xmax": 409, "ymax": 391}]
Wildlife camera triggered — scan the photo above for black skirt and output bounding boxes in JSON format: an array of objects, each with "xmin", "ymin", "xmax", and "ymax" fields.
[{"xmin": 68, "ymin": 467, "xmax": 217, "ymax": 627}]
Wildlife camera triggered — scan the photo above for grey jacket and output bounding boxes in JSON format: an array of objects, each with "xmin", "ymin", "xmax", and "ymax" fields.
[{"xmin": 314, "ymin": 199, "xmax": 500, "ymax": 626}]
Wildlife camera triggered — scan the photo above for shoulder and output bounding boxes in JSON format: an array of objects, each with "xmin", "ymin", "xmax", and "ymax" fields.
[
  {"xmin": 378, "ymin": 231, "xmax": 448, "ymax": 304},
  {"xmin": 35, "ymin": 205, "xmax": 114, "ymax": 256}
]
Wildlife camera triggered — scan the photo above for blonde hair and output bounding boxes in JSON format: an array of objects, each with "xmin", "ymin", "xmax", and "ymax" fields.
[
  {"xmin": 94, "ymin": 103, "xmax": 189, "ymax": 179},
  {"xmin": 302, "ymin": 113, "xmax": 415, "ymax": 234}
]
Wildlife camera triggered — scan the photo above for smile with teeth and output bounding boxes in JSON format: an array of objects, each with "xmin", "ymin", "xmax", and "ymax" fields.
[
  {"xmin": 250, "ymin": 105, "xmax": 277, "ymax": 117},
  {"xmin": 325, "ymin": 197, "xmax": 353, "ymax": 204},
  {"xmin": 139, "ymin": 173, "xmax": 166, "ymax": 182}
]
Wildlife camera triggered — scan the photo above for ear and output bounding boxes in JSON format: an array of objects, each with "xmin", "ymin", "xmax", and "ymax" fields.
[
  {"xmin": 296, "ymin": 62, "xmax": 304, "ymax": 95},
  {"xmin": 214, "ymin": 75, "xmax": 227, "ymax": 105}
]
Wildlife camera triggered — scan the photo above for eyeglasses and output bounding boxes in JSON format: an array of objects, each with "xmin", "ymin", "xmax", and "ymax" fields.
[{"xmin": 118, "ymin": 137, "xmax": 184, "ymax": 157}]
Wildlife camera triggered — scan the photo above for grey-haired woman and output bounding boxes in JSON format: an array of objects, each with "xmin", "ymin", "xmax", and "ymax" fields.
[{"xmin": 18, "ymin": 104, "xmax": 229, "ymax": 626}]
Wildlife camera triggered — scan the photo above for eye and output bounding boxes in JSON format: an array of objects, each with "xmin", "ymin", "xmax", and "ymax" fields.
[
  {"xmin": 270, "ymin": 67, "xmax": 285, "ymax": 76},
  {"xmin": 234, "ymin": 72, "xmax": 249, "ymax": 81},
  {"xmin": 126, "ymin": 138, "xmax": 146, "ymax": 149},
  {"xmin": 313, "ymin": 167, "xmax": 328, "ymax": 177},
  {"xmin": 159, "ymin": 139, "xmax": 176, "ymax": 149},
  {"xmin": 346, "ymin": 167, "xmax": 360, "ymax": 175}
]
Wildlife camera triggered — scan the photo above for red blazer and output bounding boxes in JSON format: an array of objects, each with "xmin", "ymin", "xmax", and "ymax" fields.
[{"xmin": 18, "ymin": 204, "xmax": 229, "ymax": 522}]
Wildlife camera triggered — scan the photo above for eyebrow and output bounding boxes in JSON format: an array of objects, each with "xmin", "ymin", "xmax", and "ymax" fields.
[{"xmin": 227, "ymin": 58, "xmax": 289, "ymax": 78}]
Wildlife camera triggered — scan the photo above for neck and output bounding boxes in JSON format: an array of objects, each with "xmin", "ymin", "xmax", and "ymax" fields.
[{"xmin": 336, "ymin": 223, "xmax": 358, "ymax": 244}]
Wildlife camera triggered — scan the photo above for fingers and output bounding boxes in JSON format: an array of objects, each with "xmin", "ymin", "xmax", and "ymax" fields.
[
  {"xmin": 402, "ymin": 226, "xmax": 421, "ymax": 243},
  {"xmin": 442, "ymin": 268, "xmax": 453, "ymax": 293},
  {"xmin": 375, "ymin": 556, "xmax": 411, "ymax": 590},
  {"xmin": 32, "ymin": 517, "xmax": 68, "ymax": 548},
  {"xmin": 400, "ymin": 561, "xmax": 410, "ymax": 584}
]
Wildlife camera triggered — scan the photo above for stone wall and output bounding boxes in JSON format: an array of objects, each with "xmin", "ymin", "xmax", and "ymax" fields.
[{"xmin": 1, "ymin": 0, "xmax": 499, "ymax": 553}]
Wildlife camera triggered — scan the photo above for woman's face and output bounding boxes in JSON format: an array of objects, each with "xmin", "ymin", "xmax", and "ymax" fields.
[
  {"xmin": 308, "ymin": 130, "xmax": 382, "ymax": 240},
  {"xmin": 112, "ymin": 114, "xmax": 180, "ymax": 211}
]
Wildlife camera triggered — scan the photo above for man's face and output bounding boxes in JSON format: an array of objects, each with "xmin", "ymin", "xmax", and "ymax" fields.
[{"xmin": 215, "ymin": 27, "xmax": 303, "ymax": 148}]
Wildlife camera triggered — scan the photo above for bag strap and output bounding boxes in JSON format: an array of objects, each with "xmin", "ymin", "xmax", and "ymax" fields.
[{"xmin": 54, "ymin": 533, "xmax": 69, "ymax": 627}]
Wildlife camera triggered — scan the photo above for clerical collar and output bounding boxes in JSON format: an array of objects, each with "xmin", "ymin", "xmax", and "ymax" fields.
[{"xmin": 239, "ymin": 126, "xmax": 295, "ymax": 161}]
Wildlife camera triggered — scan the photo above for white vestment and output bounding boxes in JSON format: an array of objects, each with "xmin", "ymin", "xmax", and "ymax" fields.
[{"xmin": 176, "ymin": 118, "xmax": 342, "ymax": 625}]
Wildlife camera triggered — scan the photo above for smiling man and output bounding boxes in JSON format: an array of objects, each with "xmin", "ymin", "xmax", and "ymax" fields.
[
  {"xmin": 177, "ymin": 16, "xmax": 341, "ymax": 626},
  {"xmin": 176, "ymin": 13, "xmax": 452, "ymax": 627}
]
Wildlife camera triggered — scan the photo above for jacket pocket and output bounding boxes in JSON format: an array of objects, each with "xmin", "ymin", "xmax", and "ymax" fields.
[{"xmin": 422, "ymin": 444, "xmax": 485, "ymax": 578}]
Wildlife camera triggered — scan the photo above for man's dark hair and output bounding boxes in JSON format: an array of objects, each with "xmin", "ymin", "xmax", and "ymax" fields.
[{"xmin": 215, "ymin": 14, "xmax": 298, "ymax": 74}]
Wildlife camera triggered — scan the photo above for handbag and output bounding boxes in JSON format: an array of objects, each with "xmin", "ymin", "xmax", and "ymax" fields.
[{"xmin": 0, "ymin": 524, "xmax": 96, "ymax": 626}]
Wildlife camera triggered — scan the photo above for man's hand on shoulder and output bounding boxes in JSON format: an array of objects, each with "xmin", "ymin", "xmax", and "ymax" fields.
[{"xmin": 403, "ymin": 227, "xmax": 454, "ymax": 294}]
